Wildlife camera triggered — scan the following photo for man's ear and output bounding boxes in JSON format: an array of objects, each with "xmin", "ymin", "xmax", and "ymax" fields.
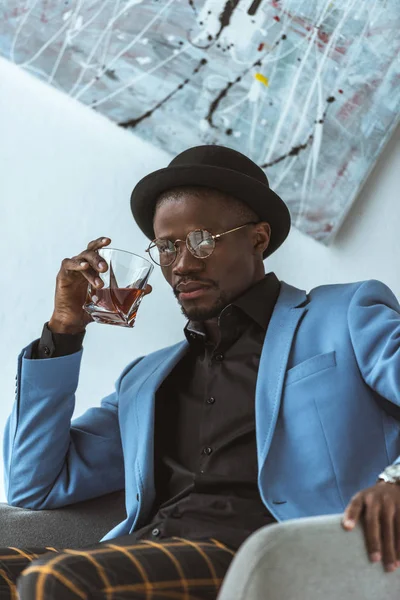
[{"xmin": 254, "ymin": 222, "xmax": 271, "ymax": 255}]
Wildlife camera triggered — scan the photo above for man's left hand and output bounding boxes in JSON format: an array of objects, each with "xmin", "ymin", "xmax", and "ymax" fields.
[{"xmin": 342, "ymin": 481, "xmax": 400, "ymax": 573}]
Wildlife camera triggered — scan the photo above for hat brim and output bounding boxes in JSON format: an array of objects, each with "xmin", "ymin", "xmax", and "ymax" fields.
[{"xmin": 130, "ymin": 164, "xmax": 291, "ymax": 258}]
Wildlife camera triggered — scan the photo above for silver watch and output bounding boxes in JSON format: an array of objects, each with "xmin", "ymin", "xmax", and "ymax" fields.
[{"xmin": 378, "ymin": 464, "xmax": 400, "ymax": 484}]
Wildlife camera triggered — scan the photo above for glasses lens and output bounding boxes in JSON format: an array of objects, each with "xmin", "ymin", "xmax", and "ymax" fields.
[
  {"xmin": 149, "ymin": 240, "xmax": 176, "ymax": 266},
  {"xmin": 187, "ymin": 230, "xmax": 215, "ymax": 258}
]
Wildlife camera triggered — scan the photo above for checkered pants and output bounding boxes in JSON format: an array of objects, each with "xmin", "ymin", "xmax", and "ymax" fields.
[{"xmin": 0, "ymin": 536, "xmax": 236, "ymax": 600}]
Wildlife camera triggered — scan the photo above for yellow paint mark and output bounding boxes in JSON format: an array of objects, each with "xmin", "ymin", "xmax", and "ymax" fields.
[{"xmin": 255, "ymin": 73, "xmax": 269, "ymax": 86}]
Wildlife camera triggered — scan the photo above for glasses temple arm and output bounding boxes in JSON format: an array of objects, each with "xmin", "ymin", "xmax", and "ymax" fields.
[{"xmin": 213, "ymin": 222, "xmax": 258, "ymax": 240}]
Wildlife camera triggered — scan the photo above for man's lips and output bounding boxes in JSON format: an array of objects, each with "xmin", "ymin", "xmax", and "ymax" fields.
[
  {"xmin": 176, "ymin": 282, "xmax": 213, "ymax": 300},
  {"xmin": 177, "ymin": 282, "xmax": 211, "ymax": 292}
]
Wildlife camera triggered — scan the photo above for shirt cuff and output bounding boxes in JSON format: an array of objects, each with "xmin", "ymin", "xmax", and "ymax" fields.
[{"xmin": 34, "ymin": 322, "xmax": 86, "ymax": 359}]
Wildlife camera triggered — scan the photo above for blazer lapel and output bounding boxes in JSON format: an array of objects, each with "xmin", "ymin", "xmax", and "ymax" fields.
[{"xmin": 256, "ymin": 281, "xmax": 308, "ymax": 467}]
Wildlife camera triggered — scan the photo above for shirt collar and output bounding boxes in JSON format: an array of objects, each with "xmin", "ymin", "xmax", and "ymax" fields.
[{"xmin": 183, "ymin": 272, "xmax": 281, "ymax": 344}]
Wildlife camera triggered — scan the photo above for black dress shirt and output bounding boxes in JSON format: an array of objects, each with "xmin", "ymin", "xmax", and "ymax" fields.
[{"xmin": 33, "ymin": 273, "xmax": 281, "ymax": 550}]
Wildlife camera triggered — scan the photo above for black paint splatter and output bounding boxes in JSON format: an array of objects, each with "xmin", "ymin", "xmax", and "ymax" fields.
[
  {"xmin": 215, "ymin": 0, "xmax": 240, "ymax": 41},
  {"xmin": 118, "ymin": 59, "xmax": 207, "ymax": 130},
  {"xmin": 187, "ymin": 0, "xmax": 197, "ymax": 15},
  {"xmin": 248, "ymin": 0, "xmax": 264, "ymax": 16},
  {"xmin": 262, "ymin": 96, "xmax": 337, "ymax": 168},
  {"xmin": 262, "ymin": 134, "xmax": 314, "ymax": 168},
  {"xmin": 104, "ymin": 69, "xmax": 118, "ymax": 81}
]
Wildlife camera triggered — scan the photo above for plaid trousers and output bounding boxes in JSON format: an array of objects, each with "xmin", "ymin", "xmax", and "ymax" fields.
[{"xmin": 0, "ymin": 536, "xmax": 236, "ymax": 600}]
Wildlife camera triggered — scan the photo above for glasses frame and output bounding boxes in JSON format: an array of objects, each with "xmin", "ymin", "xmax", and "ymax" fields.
[{"xmin": 145, "ymin": 222, "xmax": 258, "ymax": 267}]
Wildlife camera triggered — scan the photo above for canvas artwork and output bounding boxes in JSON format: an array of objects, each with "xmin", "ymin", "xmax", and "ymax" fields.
[{"xmin": 1, "ymin": 0, "xmax": 399, "ymax": 243}]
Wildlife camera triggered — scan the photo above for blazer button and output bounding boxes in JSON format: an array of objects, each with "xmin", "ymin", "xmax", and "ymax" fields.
[
  {"xmin": 202, "ymin": 447, "xmax": 213, "ymax": 455},
  {"xmin": 151, "ymin": 528, "xmax": 160, "ymax": 537}
]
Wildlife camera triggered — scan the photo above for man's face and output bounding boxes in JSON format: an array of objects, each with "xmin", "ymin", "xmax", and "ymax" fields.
[{"xmin": 153, "ymin": 190, "xmax": 268, "ymax": 322}]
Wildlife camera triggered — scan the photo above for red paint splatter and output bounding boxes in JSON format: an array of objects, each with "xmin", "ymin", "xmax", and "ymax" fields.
[
  {"xmin": 323, "ymin": 224, "xmax": 333, "ymax": 233},
  {"xmin": 258, "ymin": 43, "xmax": 265, "ymax": 51},
  {"xmin": 273, "ymin": 15, "xmax": 280, "ymax": 22},
  {"xmin": 337, "ymin": 162, "xmax": 348, "ymax": 178},
  {"xmin": 11, "ymin": 7, "xmax": 28, "ymax": 17},
  {"xmin": 318, "ymin": 30, "xmax": 329, "ymax": 43},
  {"xmin": 338, "ymin": 89, "xmax": 343, "ymax": 94}
]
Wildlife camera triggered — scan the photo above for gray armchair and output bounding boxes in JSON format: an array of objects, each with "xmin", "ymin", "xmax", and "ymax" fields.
[{"xmin": 0, "ymin": 492, "xmax": 399, "ymax": 599}]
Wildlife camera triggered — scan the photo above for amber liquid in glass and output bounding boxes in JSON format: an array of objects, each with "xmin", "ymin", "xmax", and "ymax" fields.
[{"xmin": 86, "ymin": 286, "xmax": 144, "ymax": 327}]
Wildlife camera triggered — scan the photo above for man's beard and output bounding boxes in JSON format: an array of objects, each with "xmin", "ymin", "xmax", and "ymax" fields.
[{"xmin": 175, "ymin": 289, "xmax": 229, "ymax": 322}]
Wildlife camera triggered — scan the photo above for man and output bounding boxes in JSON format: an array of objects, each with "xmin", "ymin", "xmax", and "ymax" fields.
[{"xmin": 2, "ymin": 144, "xmax": 400, "ymax": 599}]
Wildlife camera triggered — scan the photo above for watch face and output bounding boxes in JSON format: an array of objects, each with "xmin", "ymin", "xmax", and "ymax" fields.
[{"xmin": 386, "ymin": 464, "xmax": 400, "ymax": 478}]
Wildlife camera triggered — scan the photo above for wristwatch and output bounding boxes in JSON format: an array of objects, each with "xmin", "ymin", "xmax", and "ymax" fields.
[{"xmin": 378, "ymin": 464, "xmax": 400, "ymax": 484}]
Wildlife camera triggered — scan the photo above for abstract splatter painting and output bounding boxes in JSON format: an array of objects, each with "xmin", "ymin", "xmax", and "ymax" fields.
[{"xmin": 1, "ymin": 0, "xmax": 399, "ymax": 243}]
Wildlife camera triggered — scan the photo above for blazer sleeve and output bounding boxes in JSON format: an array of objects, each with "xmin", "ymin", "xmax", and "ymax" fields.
[
  {"xmin": 348, "ymin": 279, "xmax": 400, "ymax": 462},
  {"xmin": 4, "ymin": 340, "xmax": 143, "ymax": 509}
]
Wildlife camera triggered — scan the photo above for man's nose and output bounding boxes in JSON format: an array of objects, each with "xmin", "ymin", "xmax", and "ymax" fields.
[{"xmin": 172, "ymin": 242, "xmax": 204, "ymax": 274}]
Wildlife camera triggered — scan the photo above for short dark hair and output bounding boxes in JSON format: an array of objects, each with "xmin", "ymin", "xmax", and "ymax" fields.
[{"xmin": 154, "ymin": 185, "xmax": 259, "ymax": 224}]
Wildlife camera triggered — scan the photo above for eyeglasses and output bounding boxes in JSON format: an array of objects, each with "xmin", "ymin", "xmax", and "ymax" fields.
[{"xmin": 145, "ymin": 222, "xmax": 258, "ymax": 267}]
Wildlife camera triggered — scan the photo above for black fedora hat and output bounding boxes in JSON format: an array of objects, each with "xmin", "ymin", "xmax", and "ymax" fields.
[{"xmin": 130, "ymin": 145, "xmax": 291, "ymax": 258}]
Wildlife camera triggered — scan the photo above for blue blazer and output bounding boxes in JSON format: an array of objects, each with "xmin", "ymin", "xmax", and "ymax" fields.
[{"xmin": 4, "ymin": 279, "xmax": 400, "ymax": 541}]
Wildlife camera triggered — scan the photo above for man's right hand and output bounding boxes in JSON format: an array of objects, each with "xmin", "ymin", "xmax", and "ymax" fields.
[
  {"xmin": 48, "ymin": 237, "xmax": 153, "ymax": 335},
  {"xmin": 48, "ymin": 237, "xmax": 112, "ymax": 334}
]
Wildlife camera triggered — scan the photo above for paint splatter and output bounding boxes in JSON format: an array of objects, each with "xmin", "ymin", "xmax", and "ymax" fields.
[
  {"xmin": 248, "ymin": 0, "xmax": 264, "ymax": 16},
  {"xmin": 215, "ymin": 0, "xmax": 240, "ymax": 41},
  {"xmin": 119, "ymin": 58, "xmax": 207, "ymax": 129},
  {"xmin": 255, "ymin": 73, "xmax": 269, "ymax": 86},
  {"xmin": 262, "ymin": 134, "xmax": 314, "ymax": 168}
]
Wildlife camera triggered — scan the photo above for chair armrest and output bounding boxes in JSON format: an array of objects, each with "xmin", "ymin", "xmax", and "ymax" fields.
[
  {"xmin": 0, "ymin": 491, "xmax": 126, "ymax": 549},
  {"xmin": 217, "ymin": 514, "xmax": 400, "ymax": 600}
]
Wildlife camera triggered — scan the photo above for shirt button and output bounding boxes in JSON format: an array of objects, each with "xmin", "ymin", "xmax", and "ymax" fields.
[
  {"xmin": 214, "ymin": 353, "xmax": 224, "ymax": 362},
  {"xmin": 202, "ymin": 447, "xmax": 213, "ymax": 455},
  {"xmin": 206, "ymin": 397, "xmax": 215, "ymax": 404},
  {"xmin": 151, "ymin": 528, "xmax": 160, "ymax": 537},
  {"xmin": 136, "ymin": 493, "xmax": 140, "ymax": 501},
  {"xmin": 43, "ymin": 346, "xmax": 51, "ymax": 356}
]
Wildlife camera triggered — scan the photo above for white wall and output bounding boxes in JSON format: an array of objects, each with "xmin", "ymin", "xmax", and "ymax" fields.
[{"xmin": 0, "ymin": 56, "xmax": 399, "ymax": 501}]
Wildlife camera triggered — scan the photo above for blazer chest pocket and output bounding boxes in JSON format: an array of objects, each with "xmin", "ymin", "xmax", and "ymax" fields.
[{"xmin": 285, "ymin": 351, "xmax": 336, "ymax": 386}]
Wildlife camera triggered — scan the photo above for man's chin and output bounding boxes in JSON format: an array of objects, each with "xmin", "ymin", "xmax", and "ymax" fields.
[{"xmin": 178, "ymin": 295, "xmax": 228, "ymax": 322}]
